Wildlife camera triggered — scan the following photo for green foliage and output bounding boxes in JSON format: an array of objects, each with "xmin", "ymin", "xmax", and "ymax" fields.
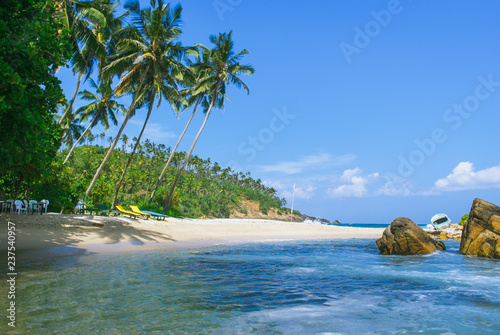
[
  {"xmin": 0, "ymin": 0, "xmax": 71, "ymax": 199},
  {"xmin": 58, "ymin": 141, "xmax": 286, "ymax": 218},
  {"xmin": 28, "ymin": 160, "xmax": 81, "ymax": 213},
  {"xmin": 459, "ymin": 214, "xmax": 469, "ymax": 226}
]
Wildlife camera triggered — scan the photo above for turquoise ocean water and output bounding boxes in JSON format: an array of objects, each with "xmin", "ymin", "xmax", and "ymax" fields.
[{"xmin": 4, "ymin": 239, "xmax": 500, "ymax": 334}]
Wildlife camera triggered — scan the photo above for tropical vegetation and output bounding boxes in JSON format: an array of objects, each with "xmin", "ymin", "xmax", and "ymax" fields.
[
  {"xmin": 41, "ymin": 141, "xmax": 291, "ymax": 218},
  {"xmin": 459, "ymin": 214, "xmax": 469, "ymax": 226},
  {"xmin": 0, "ymin": 0, "xmax": 71, "ymax": 199},
  {"xmin": 0, "ymin": 0, "xmax": 297, "ymax": 220}
]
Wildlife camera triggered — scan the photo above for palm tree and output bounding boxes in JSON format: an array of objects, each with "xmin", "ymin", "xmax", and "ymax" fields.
[
  {"xmin": 148, "ymin": 60, "xmax": 205, "ymax": 203},
  {"xmin": 121, "ymin": 134, "xmax": 129, "ymax": 151},
  {"xmin": 63, "ymin": 78, "xmax": 125, "ymax": 164},
  {"xmin": 163, "ymin": 32, "xmax": 254, "ymax": 213},
  {"xmin": 99, "ymin": 132, "xmax": 105, "ymax": 146},
  {"xmin": 56, "ymin": 0, "xmax": 123, "ymax": 125},
  {"xmin": 55, "ymin": 104, "xmax": 85, "ymax": 149},
  {"xmin": 85, "ymin": 0, "xmax": 188, "ymax": 198}
]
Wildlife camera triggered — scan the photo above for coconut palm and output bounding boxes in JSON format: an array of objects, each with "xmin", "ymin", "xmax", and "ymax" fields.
[
  {"xmin": 148, "ymin": 55, "xmax": 207, "ymax": 203},
  {"xmin": 55, "ymin": 104, "xmax": 85, "ymax": 148},
  {"xmin": 62, "ymin": 78, "xmax": 125, "ymax": 164},
  {"xmin": 56, "ymin": 0, "xmax": 124, "ymax": 125},
  {"xmin": 121, "ymin": 134, "xmax": 129, "ymax": 150},
  {"xmin": 85, "ymin": 0, "xmax": 188, "ymax": 198},
  {"xmin": 163, "ymin": 31, "xmax": 254, "ymax": 213}
]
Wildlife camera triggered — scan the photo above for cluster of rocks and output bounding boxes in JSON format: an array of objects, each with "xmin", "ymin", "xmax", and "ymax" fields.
[
  {"xmin": 376, "ymin": 198, "xmax": 499, "ymax": 259},
  {"xmin": 427, "ymin": 224, "xmax": 463, "ymax": 241}
]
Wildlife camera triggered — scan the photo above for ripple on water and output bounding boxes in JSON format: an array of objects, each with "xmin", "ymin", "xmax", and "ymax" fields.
[{"xmin": 8, "ymin": 239, "xmax": 500, "ymax": 334}]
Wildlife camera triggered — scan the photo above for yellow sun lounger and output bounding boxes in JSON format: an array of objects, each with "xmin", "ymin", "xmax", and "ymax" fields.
[
  {"xmin": 130, "ymin": 206, "xmax": 152, "ymax": 219},
  {"xmin": 130, "ymin": 206, "xmax": 167, "ymax": 220},
  {"xmin": 115, "ymin": 205, "xmax": 143, "ymax": 219}
]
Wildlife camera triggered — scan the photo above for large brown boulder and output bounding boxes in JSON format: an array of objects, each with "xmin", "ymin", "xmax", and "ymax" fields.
[
  {"xmin": 376, "ymin": 217, "xmax": 446, "ymax": 255},
  {"xmin": 459, "ymin": 198, "xmax": 500, "ymax": 259}
]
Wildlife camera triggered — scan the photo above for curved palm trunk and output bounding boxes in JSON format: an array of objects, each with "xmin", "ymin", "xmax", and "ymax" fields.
[
  {"xmin": 85, "ymin": 65, "xmax": 150, "ymax": 197},
  {"xmin": 63, "ymin": 112, "xmax": 100, "ymax": 164},
  {"xmin": 164, "ymin": 82, "xmax": 220, "ymax": 213},
  {"xmin": 59, "ymin": 52, "xmax": 90, "ymax": 125},
  {"xmin": 59, "ymin": 72, "xmax": 83, "ymax": 125},
  {"xmin": 148, "ymin": 97, "xmax": 200, "ymax": 203},
  {"xmin": 111, "ymin": 96, "xmax": 155, "ymax": 207}
]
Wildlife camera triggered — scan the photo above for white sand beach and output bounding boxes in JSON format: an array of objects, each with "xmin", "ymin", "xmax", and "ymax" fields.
[{"xmin": 0, "ymin": 213, "xmax": 384, "ymax": 256}]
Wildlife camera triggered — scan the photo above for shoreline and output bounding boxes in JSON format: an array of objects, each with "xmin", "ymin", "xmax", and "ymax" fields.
[{"xmin": 1, "ymin": 213, "xmax": 385, "ymax": 258}]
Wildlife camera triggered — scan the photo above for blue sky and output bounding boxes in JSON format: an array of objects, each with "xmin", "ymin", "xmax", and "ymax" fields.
[{"xmin": 57, "ymin": 0, "xmax": 500, "ymax": 223}]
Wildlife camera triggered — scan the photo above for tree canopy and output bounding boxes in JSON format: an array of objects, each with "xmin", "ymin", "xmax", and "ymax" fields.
[
  {"xmin": 0, "ymin": 0, "xmax": 71, "ymax": 199},
  {"xmin": 0, "ymin": 0, "xmax": 267, "ymax": 220}
]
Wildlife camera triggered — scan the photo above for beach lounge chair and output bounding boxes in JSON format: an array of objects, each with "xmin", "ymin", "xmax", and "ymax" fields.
[
  {"xmin": 137, "ymin": 209, "xmax": 168, "ymax": 221},
  {"xmin": 129, "ymin": 206, "xmax": 151, "ymax": 219},
  {"xmin": 115, "ymin": 205, "xmax": 142, "ymax": 219},
  {"xmin": 96, "ymin": 203, "xmax": 119, "ymax": 216},
  {"xmin": 80, "ymin": 204, "xmax": 100, "ymax": 215}
]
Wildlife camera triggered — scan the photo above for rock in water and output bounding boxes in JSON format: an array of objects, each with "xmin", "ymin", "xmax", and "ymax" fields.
[
  {"xmin": 459, "ymin": 198, "xmax": 500, "ymax": 259},
  {"xmin": 376, "ymin": 217, "xmax": 446, "ymax": 255}
]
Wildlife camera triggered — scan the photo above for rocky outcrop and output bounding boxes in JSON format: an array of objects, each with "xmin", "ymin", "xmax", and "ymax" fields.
[
  {"xmin": 427, "ymin": 224, "xmax": 463, "ymax": 241},
  {"xmin": 459, "ymin": 198, "xmax": 500, "ymax": 259},
  {"xmin": 376, "ymin": 217, "xmax": 446, "ymax": 255},
  {"xmin": 230, "ymin": 200, "xmax": 339, "ymax": 223},
  {"xmin": 230, "ymin": 200, "xmax": 303, "ymax": 221},
  {"xmin": 302, "ymin": 214, "xmax": 339, "ymax": 225}
]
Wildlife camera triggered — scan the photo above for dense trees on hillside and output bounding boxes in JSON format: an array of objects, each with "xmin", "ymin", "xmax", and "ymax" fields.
[{"xmin": 56, "ymin": 142, "xmax": 288, "ymax": 218}]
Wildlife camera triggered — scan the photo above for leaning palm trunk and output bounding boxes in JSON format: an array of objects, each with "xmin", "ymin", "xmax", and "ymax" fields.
[
  {"xmin": 59, "ymin": 72, "xmax": 83, "ymax": 125},
  {"xmin": 85, "ymin": 65, "xmax": 150, "ymax": 197},
  {"xmin": 164, "ymin": 83, "xmax": 220, "ymax": 213},
  {"xmin": 111, "ymin": 96, "xmax": 155, "ymax": 207},
  {"xmin": 148, "ymin": 97, "xmax": 200, "ymax": 203},
  {"xmin": 59, "ymin": 52, "xmax": 91, "ymax": 125},
  {"xmin": 63, "ymin": 112, "xmax": 100, "ymax": 164}
]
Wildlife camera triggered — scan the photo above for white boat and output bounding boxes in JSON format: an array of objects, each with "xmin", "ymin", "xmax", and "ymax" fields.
[{"xmin": 428, "ymin": 213, "xmax": 451, "ymax": 230}]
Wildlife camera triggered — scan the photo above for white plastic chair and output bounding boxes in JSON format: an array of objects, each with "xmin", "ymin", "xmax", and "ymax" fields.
[
  {"xmin": 14, "ymin": 200, "xmax": 27, "ymax": 215},
  {"xmin": 2, "ymin": 199, "xmax": 14, "ymax": 213},
  {"xmin": 29, "ymin": 200, "xmax": 41, "ymax": 215},
  {"xmin": 40, "ymin": 199, "xmax": 49, "ymax": 213}
]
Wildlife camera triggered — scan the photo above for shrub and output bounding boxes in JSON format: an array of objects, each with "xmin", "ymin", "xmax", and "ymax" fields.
[{"xmin": 459, "ymin": 214, "xmax": 469, "ymax": 226}]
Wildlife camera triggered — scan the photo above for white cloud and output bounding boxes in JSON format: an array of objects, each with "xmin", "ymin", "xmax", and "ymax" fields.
[
  {"xmin": 282, "ymin": 186, "xmax": 317, "ymax": 200},
  {"xmin": 263, "ymin": 180, "xmax": 286, "ymax": 191},
  {"xmin": 128, "ymin": 121, "xmax": 177, "ymax": 144},
  {"xmin": 376, "ymin": 172, "xmax": 412, "ymax": 196},
  {"xmin": 264, "ymin": 180, "xmax": 316, "ymax": 200},
  {"xmin": 258, "ymin": 153, "xmax": 356, "ymax": 175},
  {"xmin": 432, "ymin": 161, "xmax": 500, "ymax": 192},
  {"xmin": 377, "ymin": 181, "xmax": 411, "ymax": 196},
  {"xmin": 327, "ymin": 168, "xmax": 379, "ymax": 197}
]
